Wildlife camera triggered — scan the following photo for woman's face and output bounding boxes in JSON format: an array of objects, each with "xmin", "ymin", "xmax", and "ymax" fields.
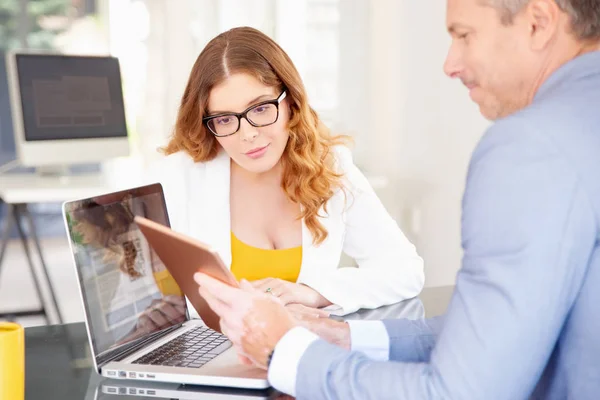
[{"xmin": 206, "ymin": 73, "xmax": 290, "ymax": 175}]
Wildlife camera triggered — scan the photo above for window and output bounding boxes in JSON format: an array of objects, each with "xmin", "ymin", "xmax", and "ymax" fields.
[{"xmin": 305, "ymin": 0, "xmax": 340, "ymax": 127}]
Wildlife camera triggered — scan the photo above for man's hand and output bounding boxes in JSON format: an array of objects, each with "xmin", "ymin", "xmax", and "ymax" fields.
[
  {"xmin": 251, "ymin": 277, "xmax": 333, "ymax": 308},
  {"xmin": 286, "ymin": 304, "xmax": 351, "ymax": 350},
  {"xmin": 285, "ymin": 303, "xmax": 331, "ymax": 319},
  {"xmin": 194, "ymin": 273, "xmax": 298, "ymax": 369}
]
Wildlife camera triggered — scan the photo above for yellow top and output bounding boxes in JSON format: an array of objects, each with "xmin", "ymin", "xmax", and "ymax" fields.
[
  {"xmin": 152, "ymin": 268, "xmax": 184, "ymax": 297},
  {"xmin": 230, "ymin": 232, "xmax": 302, "ymax": 282}
]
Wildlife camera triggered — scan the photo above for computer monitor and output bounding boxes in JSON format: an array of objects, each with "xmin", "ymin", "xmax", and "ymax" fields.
[
  {"xmin": 5, "ymin": 52, "xmax": 130, "ymax": 174},
  {"xmin": 0, "ymin": 52, "xmax": 16, "ymax": 165}
]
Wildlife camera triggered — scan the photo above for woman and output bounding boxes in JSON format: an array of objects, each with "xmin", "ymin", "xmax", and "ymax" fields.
[{"xmin": 149, "ymin": 27, "xmax": 424, "ymax": 315}]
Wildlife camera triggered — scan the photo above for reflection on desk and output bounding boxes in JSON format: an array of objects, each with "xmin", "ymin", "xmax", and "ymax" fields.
[
  {"xmin": 343, "ymin": 295, "xmax": 425, "ymax": 321},
  {"xmin": 25, "ymin": 286, "xmax": 455, "ymax": 400}
]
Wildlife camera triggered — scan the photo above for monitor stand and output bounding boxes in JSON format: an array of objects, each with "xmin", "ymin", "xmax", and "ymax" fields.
[
  {"xmin": 35, "ymin": 165, "xmax": 71, "ymax": 178},
  {"xmin": 32, "ymin": 165, "xmax": 106, "ymax": 186}
]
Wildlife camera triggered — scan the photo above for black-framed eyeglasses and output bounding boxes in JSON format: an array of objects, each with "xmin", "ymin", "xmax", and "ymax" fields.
[{"xmin": 202, "ymin": 91, "xmax": 287, "ymax": 137}]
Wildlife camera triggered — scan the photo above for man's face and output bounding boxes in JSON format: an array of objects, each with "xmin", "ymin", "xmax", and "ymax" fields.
[{"xmin": 444, "ymin": 0, "xmax": 538, "ymax": 120}]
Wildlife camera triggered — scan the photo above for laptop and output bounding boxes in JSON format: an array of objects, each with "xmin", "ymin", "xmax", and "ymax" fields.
[{"xmin": 63, "ymin": 183, "xmax": 268, "ymax": 389}]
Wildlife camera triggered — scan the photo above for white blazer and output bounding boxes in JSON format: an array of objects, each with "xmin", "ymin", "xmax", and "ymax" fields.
[{"xmin": 146, "ymin": 146, "xmax": 424, "ymax": 315}]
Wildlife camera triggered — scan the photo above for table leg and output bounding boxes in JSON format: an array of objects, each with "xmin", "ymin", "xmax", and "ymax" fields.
[
  {"xmin": 0, "ymin": 203, "xmax": 15, "ymax": 273},
  {"xmin": 0, "ymin": 204, "xmax": 50, "ymax": 322},
  {"xmin": 11, "ymin": 205, "xmax": 52, "ymax": 324},
  {"xmin": 18, "ymin": 204, "xmax": 65, "ymax": 325}
]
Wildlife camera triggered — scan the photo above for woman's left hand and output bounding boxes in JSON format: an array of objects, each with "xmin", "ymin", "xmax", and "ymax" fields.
[{"xmin": 250, "ymin": 278, "xmax": 332, "ymax": 308}]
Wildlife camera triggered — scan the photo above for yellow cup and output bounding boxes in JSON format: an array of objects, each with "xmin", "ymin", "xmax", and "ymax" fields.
[{"xmin": 0, "ymin": 322, "xmax": 25, "ymax": 400}]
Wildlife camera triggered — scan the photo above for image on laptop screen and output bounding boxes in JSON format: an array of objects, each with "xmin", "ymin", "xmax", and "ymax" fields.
[{"xmin": 64, "ymin": 184, "xmax": 187, "ymax": 358}]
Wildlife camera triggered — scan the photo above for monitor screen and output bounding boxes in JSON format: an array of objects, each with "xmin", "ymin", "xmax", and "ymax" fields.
[
  {"xmin": 15, "ymin": 54, "xmax": 127, "ymax": 142},
  {"xmin": 64, "ymin": 184, "xmax": 187, "ymax": 361}
]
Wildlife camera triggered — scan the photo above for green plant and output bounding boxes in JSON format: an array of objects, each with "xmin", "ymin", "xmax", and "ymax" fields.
[{"xmin": 0, "ymin": 0, "xmax": 69, "ymax": 50}]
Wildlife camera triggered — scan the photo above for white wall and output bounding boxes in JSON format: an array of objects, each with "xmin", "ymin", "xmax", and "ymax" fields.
[
  {"xmin": 116, "ymin": 0, "xmax": 490, "ymax": 288},
  {"xmin": 134, "ymin": 0, "xmax": 278, "ymax": 166},
  {"xmin": 355, "ymin": 1, "xmax": 490, "ymax": 287}
]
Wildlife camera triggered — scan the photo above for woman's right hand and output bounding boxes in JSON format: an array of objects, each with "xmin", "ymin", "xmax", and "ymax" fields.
[
  {"xmin": 137, "ymin": 295, "xmax": 187, "ymax": 331},
  {"xmin": 117, "ymin": 295, "xmax": 187, "ymax": 345}
]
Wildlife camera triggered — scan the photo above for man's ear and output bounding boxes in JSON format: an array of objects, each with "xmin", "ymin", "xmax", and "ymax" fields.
[{"xmin": 525, "ymin": 0, "xmax": 562, "ymax": 50}]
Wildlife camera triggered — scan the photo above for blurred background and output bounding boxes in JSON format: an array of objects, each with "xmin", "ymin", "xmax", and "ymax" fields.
[{"xmin": 0, "ymin": 0, "xmax": 489, "ymax": 327}]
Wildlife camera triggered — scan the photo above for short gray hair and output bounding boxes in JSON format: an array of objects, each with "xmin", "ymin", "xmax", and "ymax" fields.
[{"xmin": 485, "ymin": 0, "xmax": 600, "ymax": 41}]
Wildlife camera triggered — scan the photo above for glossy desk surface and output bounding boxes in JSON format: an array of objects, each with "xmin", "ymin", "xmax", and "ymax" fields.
[{"xmin": 24, "ymin": 286, "xmax": 454, "ymax": 400}]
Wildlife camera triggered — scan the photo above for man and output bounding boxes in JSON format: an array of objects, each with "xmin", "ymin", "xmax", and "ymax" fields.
[{"xmin": 194, "ymin": 0, "xmax": 600, "ymax": 398}]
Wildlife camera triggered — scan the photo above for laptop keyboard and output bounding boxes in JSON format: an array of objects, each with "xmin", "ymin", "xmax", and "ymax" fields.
[{"xmin": 132, "ymin": 326, "xmax": 231, "ymax": 369}]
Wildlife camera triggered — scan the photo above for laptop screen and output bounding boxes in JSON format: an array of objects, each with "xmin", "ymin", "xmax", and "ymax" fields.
[{"xmin": 63, "ymin": 183, "xmax": 187, "ymax": 360}]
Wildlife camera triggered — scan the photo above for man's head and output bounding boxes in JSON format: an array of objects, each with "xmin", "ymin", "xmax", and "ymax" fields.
[{"xmin": 444, "ymin": 0, "xmax": 600, "ymax": 120}]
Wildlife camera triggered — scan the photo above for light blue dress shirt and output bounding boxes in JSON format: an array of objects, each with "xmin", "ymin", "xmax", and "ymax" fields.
[{"xmin": 269, "ymin": 51, "xmax": 600, "ymax": 399}]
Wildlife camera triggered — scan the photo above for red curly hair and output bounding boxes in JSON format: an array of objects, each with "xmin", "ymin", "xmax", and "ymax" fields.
[{"xmin": 163, "ymin": 27, "xmax": 348, "ymax": 245}]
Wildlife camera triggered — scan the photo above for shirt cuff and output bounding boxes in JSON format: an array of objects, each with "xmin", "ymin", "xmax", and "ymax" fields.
[
  {"xmin": 267, "ymin": 327, "xmax": 319, "ymax": 396},
  {"xmin": 347, "ymin": 320, "xmax": 390, "ymax": 361}
]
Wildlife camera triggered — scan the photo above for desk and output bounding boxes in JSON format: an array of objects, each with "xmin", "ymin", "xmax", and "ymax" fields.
[
  {"xmin": 24, "ymin": 286, "xmax": 454, "ymax": 400},
  {"xmin": 0, "ymin": 173, "xmax": 117, "ymax": 324}
]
